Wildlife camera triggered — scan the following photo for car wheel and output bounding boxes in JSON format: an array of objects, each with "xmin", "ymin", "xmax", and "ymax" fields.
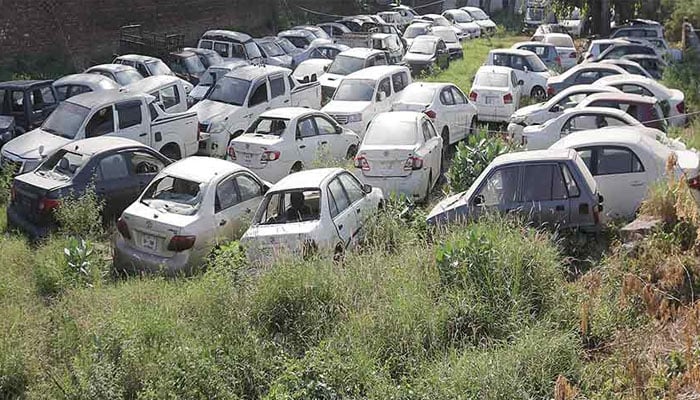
[
  {"xmin": 423, "ymin": 171, "xmax": 433, "ymax": 204},
  {"xmin": 160, "ymin": 144, "xmax": 182, "ymax": 160},
  {"xmin": 346, "ymin": 145, "xmax": 358, "ymax": 159},
  {"xmin": 530, "ymin": 86, "xmax": 546, "ymax": 102},
  {"xmin": 333, "ymin": 243, "xmax": 345, "ymax": 263},
  {"xmin": 469, "ymin": 117, "xmax": 478, "ymax": 136},
  {"xmin": 441, "ymin": 127, "xmax": 450, "ymax": 167},
  {"xmin": 290, "ymin": 162, "xmax": 303, "ymax": 174}
]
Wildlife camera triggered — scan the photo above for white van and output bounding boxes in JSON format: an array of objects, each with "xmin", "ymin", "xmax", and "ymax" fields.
[{"xmin": 123, "ymin": 76, "xmax": 190, "ymax": 112}]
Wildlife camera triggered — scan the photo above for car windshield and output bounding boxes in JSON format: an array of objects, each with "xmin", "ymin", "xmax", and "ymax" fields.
[
  {"xmin": 145, "ymin": 60, "xmax": 174, "ymax": 76},
  {"xmin": 474, "ymin": 72, "xmax": 509, "ymax": 87},
  {"xmin": 397, "ymin": 86, "xmax": 436, "ymax": 104},
  {"xmin": 245, "ymin": 117, "xmax": 289, "ymax": 135},
  {"xmin": 364, "ymin": 119, "xmax": 417, "ymax": 145},
  {"xmin": 202, "ymin": 52, "xmax": 224, "ymax": 67},
  {"xmin": 40, "ymin": 101, "xmax": 90, "ymax": 139},
  {"xmin": 284, "ymin": 36, "xmax": 310, "ymax": 49},
  {"xmin": 545, "ymin": 35, "xmax": 575, "ymax": 48},
  {"xmin": 451, "ymin": 10, "xmax": 474, "ymax": 22},
  {"xmin": 141, "ymin": 175, "xmax": 203, "ymax": 215},
  {"xmin": 327, "ymin": 55, "xmax": 366, "ymax": 75},
  {"xmin": 276, "ymin": 38, "xmax": 299, "ymax": 54},
  {"xmin": 259, "ymin": 41, "xmax": 285, "ymax": 57},
  {"xmin": 526, "ymin": 54, "xmax": 548, "ymax": 72},
  {"xmin": 182, "ymin": 56, "xmax": 206, "ymax": 74},
  {"xmin": 409, "ymin": 40, "xmax": 436, "ymax": 55},
  {"xmin": 36, "ymin": 149, "xmax": 88, "ymax": 181},
  {"xmin": 199, "ymin": 67, "xmax": 231, "ymax": 86},
  {"xmin": 333, "ymin": 79, "xmax": 375, "ymax": 101},
  {"xmin": 245, "ymin": 41, "xmax": 263, "ymax": 59},
  {"xmin": 207, "ymin": 76, "xmax": 251, "ymax": 106},
  {"xmin": 114, "ymin": 70, "xmax": 144, "ymax": 85},
  {"xmin": 468, "ymin": 9, "xmax": 488, "ymax": 20},
  {"xmin": 404, "ymin": 26, "xmax": 427, "ymax": 39},
  {"xmin": 434, "ymin": 30, "xmax": 458, "ymax": 43},
  {"xmin": 255, "ymin": 189, "xmax": 321, "ymax": 224}
]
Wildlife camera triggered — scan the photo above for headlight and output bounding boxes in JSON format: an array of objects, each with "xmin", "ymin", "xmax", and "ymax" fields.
[
  {"xmin": 208, "ymin": 120, "xmax": 228, "ymax": 134},
  {"xmin": 510, "ymin": 115, "xmax": 527, "ymax": 124},
  {"xmin": 347, "ymin": 114, "xmax": 363, "ymax": 123}
]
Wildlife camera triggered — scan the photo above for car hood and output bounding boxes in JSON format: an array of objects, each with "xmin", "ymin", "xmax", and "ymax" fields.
[
  {"xmin": 476, "ymin": 19, "xmax": 497, "ymax": 28},
  {"xmin": 404, "ymin": 53, "xmax": 435, "ymax": 63},
  {"xmin": 322, "ymin": 101, "xmax": 372, "ymax": 115},
  {"xmin": 426, "ymin": 191, "xmax": 470, "ymax": 224},
  {"xmin": 456, "ymin": 22, "xmax": 481, "ymax": 31},
  {"xmin": 319, "ymin": 73, "xmax": 345, "ymax": 88},
  {"xmin": 512, "ymin": 102, "xmax": 546, "ymax": 118},
  {"xmin": 266, "ymin": 55, "xmax": 293, "ymax": 67},
  {"xmin": 189, "ymin": 84, "xmax": 211, "ymax": 100},
  {"xmin": 0, "ymin": 116, "xmax": 14, "ymax": 132},
  {"xmin": 2, "ymin": 128, "xmax": 71, "ymax": 160},
  {"xmin": 191, "ymin": 99, "xmax": 241, "ymax": 124}
]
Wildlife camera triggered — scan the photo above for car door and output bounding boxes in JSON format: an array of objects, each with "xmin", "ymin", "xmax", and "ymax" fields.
[
  {"xmin": 268, "ymin": 74, "xmax": 287, "ymax": 109},
  {"xmin": 518, "ymin": 163, "xmax": 571, "ymax": 227},
  {"xmin": 375, "ymin": 77, "xmax": 393, "ymax": 113},
  {"xmin": 29, "ymin": 86, "xmax": 58, "ymax": 125},
  {"xmin": 85, "ymin": 105, "xmax": 116, "ymax": 139},
  {"xmin": 213, "ymin": 174, "xmax": 243, "ymax": 241},
  {"xmin": 420, "ymin": 117, "xmax": 442, "ymax": 180},
  {"xmin": 313, "ymin": 115, "xmax": 345, "ymax": 158},
  {"xmin": 450, "ymin": 86, "xmax": 470, "ymax": 140},
  {"xmin": 437, "ymin": 86, "xmax": 459, "ymax": 143},
  {"xmin": 295, "ymin": 116, "xmax": 321, "ymax": 167},
  {"xmin": 560, "ymin": 113, "xmax": 629, "ymax": 139},
  {"xmin": 337, "ymin": 172, "xmax": 373, "ymax": 231},
  {"xmin": 94, "ymin": 152, "xmax": 140, "ymax": 220},
  {"xmin": 436, "ymin": 40, "xmax": 449, "ymax": 68},
  {"xmin": 579, "ymin": 146, "xmax": 649, "ymax": 218},
  {"xmin": 247, "ymin": 79, "xmax": 270, "ymax": 125},
  {"xmin": 327, "ymin": 176, "xmax": 358, "ymax": 247},
  {"xmin": 509, "ymin": 55, "xmax": 529, "ymax": 91},
  {"xmin": 114, "ymin": 100, "xmax": 150, "ymax": 145},
  {"xmin": 471, "ymin": 165, "xmax": 520, "ymax": 219},
  {"xmin": 125, "ymin": 150, "xmax": 168, "ymax": 194}
]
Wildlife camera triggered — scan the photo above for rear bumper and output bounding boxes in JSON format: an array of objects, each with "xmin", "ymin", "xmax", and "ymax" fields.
[
  {"xmin": 6, "ymin": 205, "xmax": 53, "ymax": 239},
  {"xmin": 474, "ymin": 104, "xmax": 515, "ymax": 123},
  {"xmin": 360, "ymin": 172, "xmax": 428, "ymax": 201},
  {"xmin": 113, "ymin": 235, "xmax": 205, "ymax": 276}
]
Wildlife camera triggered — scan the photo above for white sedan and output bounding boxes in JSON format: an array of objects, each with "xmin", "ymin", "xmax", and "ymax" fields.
[
  {"xmin": 392, "ymin": 82, "xmax": 477, "ymax": 146},
  {"xmin": 241, "ymin": 168, "xmax": 383, "ymax": 263},
  {"xmin": 485, "ymin": 49, "xmax": 552, "ymax": 100},
  {"xmin": 551, "ymin": 127, "xmax": 700, "ymax": 219},
  {"xmin": 470, "ymin": 66, "xmax": 522, "ymax": 123},
  {"xmin": 522, "ymin": 107, "xmax": 644, "ymax": 150},
  {"xmin": 227, "ymin": 108, "xmax": 360, "ymax": 183},
  {"xmin": 354, "ymin": 111, "xmax": 443, "ymax": 202},
  {"xmin": 113, "ymin": 157, "xmax": 269, "ymax": 275},
  {"xmin": 594, "ymin": 75, "xmax": 687, "ymax": 127},
  {"xmin": 541, "ymin": 33, "xmax": 578, "ymax": 70},
  {"xmin": 507, "ymin": 85, "xmax": 622, "ymax": 140}
]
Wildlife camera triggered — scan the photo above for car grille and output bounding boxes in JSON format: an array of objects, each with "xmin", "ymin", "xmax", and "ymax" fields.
[{"xmin": 330, "ymin": 114, "xmax": 349, "ymax": 125}]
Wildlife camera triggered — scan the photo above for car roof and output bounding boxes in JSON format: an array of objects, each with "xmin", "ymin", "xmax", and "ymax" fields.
[
  {"xmin": 580, "ymin": 92, "xmax": 657, "ymax": 104},
  {"xmin": 513, "ymin": 41, "xmax": 556, "ymax": 48},
  {"xmin": 406, "ymin": 22, "xmax": 432, "ymax": 28},
  {"xmin": 54, "ymin": 73, "xmax": 118, "ymax": 86},
  {"xmin": 594, "ymin": 74, "xmax": 655, "ymax": 85},
  {"xmin": 338, "ymin": 47, "xmax": 384, "ymax": 59},
  {"xmin": 201, "ymin": 30, "xmax": 253, "ymax": 42},
  {"xmin": 259, "ymin": 107, "xmax": 317, "ymax": 119},
  {"xmin": 209, "ymin": 60, "xmax": 249, "ymax": 70},
  {"xmin": 223, "ymin": 64, "xmax": 290, "ymax": 80},
  {"xmin": 490, "ymin": 49, "xmax": 535, "ymax": 57},
  {"xmin": 66, "ymin": 89, "xmax": 149, "ymax": 109},
  {"xmin": 551, "ymin": 127, "xmax": 660, "ymax": 149},
  {"xmin": 462, "ymin": 6, "xmax": 484, "ymax": 11},
  {"xmin": 493, "ymin": 148, "xmax": 577, "ymax": 165},
  {"xmin": 183, "ymin": 47, "xmax": 218, "ymax": 55},
  {"xmin": 164, "ymin": 156, "xmax": 250, "ymax": 183},
  {"xmin": 404, "ymin": 81, "xmax": 452, "ymax": 91},
  {"xmin": 116, "ymin": 54, "xmax": 160, "ymax": 63},
  {"xmin": 344, "ymin": 65, "xmax": 408, "ymax": 80},
  {"xmin": 562, "ymin": 106, "xmax": 633, "ymax": 117},
  {"xmin": 64, "ymin": 137, "xmax": 149, "ymax": 156},
  {"xmin": 271, "ymin": 168, "xmax": 345, "ymax": 191},
  {"xmin": 122, "ymin": 75, "xmax": 181, "ymax": 93},
  {"xmin": 0, "ymin": 79, "xmax": 54, "ymax": 89},
  {"xmin": 372, "ymin": 111, "xmax": 422, "ymax": 124},
  {"xmin": 413, "ymin": 34, "xmax": 441, "ymax": 43},
  {"xmin": 278, "ymin": 29, "xmax": 313, "ymax": 37},
  {"xmin": 542, "ymin": 32, "xmax": 572, "ymax": 39},
  {"xmin": 87, "ymin": 64, "xmax": 137, "ymax": 73}
]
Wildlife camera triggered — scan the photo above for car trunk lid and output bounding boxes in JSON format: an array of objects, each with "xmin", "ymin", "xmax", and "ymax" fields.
[
  {"xmin": 230, "ymin": 134, "xmax": 284, "ymax": 169},
  {"xmin": 358, "ymin": 144, "xmax": 418, "ymax": 178},
  {"xmin": 120, "ymin": 202, "xmax": 197, "ymax": 257}
]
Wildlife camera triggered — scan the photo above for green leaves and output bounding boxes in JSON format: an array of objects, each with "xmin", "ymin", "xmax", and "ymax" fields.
[{"xmin": 447, "ymin": 131, "xmax": 516, "ymax": 194}]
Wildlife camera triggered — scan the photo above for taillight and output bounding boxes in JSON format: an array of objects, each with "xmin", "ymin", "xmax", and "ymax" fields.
[
  {"xmin": 569, "ymin": 51, "xmax": 577, "ymax": 58},
  {"xmin": 687, "ymin": 175, "xmax": 700, "ymax": 190},
  {"xmin": 260, "ymin": 150, "xmax": 280, "ymax": 162},
  {"xmin": 469, "ymin": 91, "xmax": 478, "ymax": 101},
  {"xmin": 424, "ymin": 110, "xmax": 437, "ymax": 119},
  {"xmin": 38, "ymin": 197, "xmax": 60, "ymax": 213},
  {"xmin": 676, "ymin": 101, "xmax": 685, "ymax": 114},
  {"xmin": 503, "ymin": 93, "xmax": 513, "ymax": 104},
  {"xmin": 555, "ymin": 56, "xmax": 562, "ymax": 66},
  {"xmin": 167, "ymin": 235, "xmax": 196, "ymax": 252},
  {"xmin": 403, "ymin": 156, "xmax": 423, "ymax": 171},
  {"xmin": 547, "ymin": 86, "xmax": 555, "ymax": 96},
  {"xmin": 116, "ymin": 217, "xmax": 131, "ymax": 240},
  {"xmin": 354, "ymin": 155, "xmax": 370, "ymax": 171},
  {"xmin": 228, "ymin": 145, "xmax": 236, "ymax": 160}
]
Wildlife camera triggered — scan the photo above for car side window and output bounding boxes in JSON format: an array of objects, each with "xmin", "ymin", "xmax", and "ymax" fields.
[
  {"xmin": 439, "ymin": 88, "xmax": 455, "ymax": 105},
  {"xmin": 338, "ymin": 173, "xmax": 364, "ymax": 204},
  {"xmin": 249, "ymin": 81, "xmax": 269, "ymax": 106},
  {"xmin": 375, "ymin": 55, "xmax": 388, "ymax": 66},
  {"xmin": 128, "ymin": 151, "xmax": 165, "ymax": 175},
  {"xmin": 476, "ymin": 166, "xmax": 519, "ymax": 206},
  {"xmin": 98, "ymin": 154, "xmax": 129, "ymax": 180},
  {"xmin": 521, "ymin": 164, "xmax": 557, "ymax": 201},
  {"xmin": 71, "ymin": 85, "xmax": 91, "ymax": 98},
  {"xmin": 328, "ymin": 178, "xmax": 350, "ymax": 218},
  {"xmin": 314, "ymin": 116, "xmax": 337, "ymax": 135},
  {"xmin": 160, "ymin": 85, "xmax": 180, "ymax": 109},
  {"xmin": 215, "ymin": 175, "xmax": 241, "ymax": 213},
  {"xmin": 618, "ymin": 84, "xmax": 654, "ymax": 97},
  {"xmin": 511, "ymin": 56, "xmax": 526, "ymax": 71},
  {"xmin": 392, "ymin": 72, "xmax": 408, "ymax": 93},
  {"xmin": 85, "ymin": 106, "xmax": 115, "ymax": 138},
  {"xmin": 236, "ymin": 174, "xmax": 263, "ymax": 202},
  {"xmin": 595, "ymin": 147, "xmax": 645, "ymax": 175},
  {"xmin": 297, "ymin": 117, "xmax": 317, "ymax": 138},
  {"xmin": 270, "ymin": 75, "xmax": 285, "ymax": 99},
  {"xmin": 574, "ymin": 71, "xmax": 600, "ymax": 84},
  {"xmin": 116, "ymin": 101, "xmax": 143, "ymax": 130},
  {"xmin": 420, "ymin": 120, "xmax": 432, "ymax": 143},
  {"xmin": 377, "ymin": 77, "xmax": 392, "ymax": 100},
  {"xmin": 560, "ymin": 163, "xmax": 580, "ymax": 197},
  {"xmin": 213, "ymin": 42, "xmax": 229, "ymax": 58},
  {"xmin": 451, "ymin": 87, "xmax": 467, "ymax": 104},
  {"xmin": 55, "ymin": 86, "xmax": 69, "ymax": 101},
  {"xmin": 135, "ymin": 64, "xmax": 150, "ymax": 78},
  {"xmin": 492, "ymin": 53, "xmax": 509, "ymax": 67}
]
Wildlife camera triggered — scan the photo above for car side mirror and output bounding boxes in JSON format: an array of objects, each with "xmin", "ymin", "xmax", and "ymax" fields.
[
  {"xmin": 551, "ymin": 104, "xmax": 562, "ymax": 112},
  {"xmin": 473, "ymin": 194, "xmax": 484, "ymax": 206},
  {"xmin": 362, "ymin": 183, "xmax": 372, "ymax": 194},
  {"xmin": 517, "ymin": 80, "xmax": 524, "ymax": 86},
  {"xmin": 335, "ymin": 125, "xmax": 342, "ymax": 134},
  {"xmin": 377, "ymin": 92, "xmax": 387, "ymax": 102},
  {"xmin": 323, "ymin": 64, "xmax": 330, "ymax": 72}
]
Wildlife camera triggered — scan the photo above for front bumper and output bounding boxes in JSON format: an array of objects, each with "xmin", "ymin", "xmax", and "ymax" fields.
[{"xmin": 113, "ymin": 235, "xmax": 205, "ymax": 276}]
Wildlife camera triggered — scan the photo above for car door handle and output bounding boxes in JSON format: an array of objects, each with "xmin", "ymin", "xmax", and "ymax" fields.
[
  {"xmin": 631, "ymin": 181, "xmax": 645, "ymax": 187},
  {"xmin": 245, "ymin": 208, "xmax": 251, "ymax": 214},
  {"xmin": 320, "ymin": 141, "xmax": 328, "ymax": 145},
  {"xmin": 299, "ymin": 145, "xmax": 306, "ymax": 149},
  {"xmin": 139, "ymin": 133, "xmax": 148, "ymax": 137},
  {"xmin": 356, "ymin": 208, "xmax": 361, "ymax": 214},
  {"xmin": 284, "ymin": 99, "xmax": 290, "ymax": 103},
  {"xmin": 338, "ymin": 224, "xmax": 344, "ymax": 230},
  {"xmin": 219, "ymin": 219, "xmax": 227, "ymax": 226},
  {"xmin": 555, "ymin": 205, "xmax": 565, "ymax": 211}
]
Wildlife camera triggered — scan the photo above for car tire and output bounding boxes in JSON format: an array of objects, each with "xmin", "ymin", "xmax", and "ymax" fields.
[
  {"xmin": 161, "ymin": 144, "xmax": 182, "ymax": 160},
  {"xmin": 469, "ymin": 117, "xmax": 478, "ymax": 136},
  {"xmin": 423, "ymin": 171, "xmax": 433, "ymax": 204},
  {"xmin": 346, "ymin": 145, "xmax": 358, "ymax": 159},
  {"xmin": 333, "ymin": 243, "xmax": 345, "ymax": 263},
  {"xmin": 290, "ymin": 162, "xmax": 303, "ymax": 174},
  {"xmin": 441, "ymin": 127, "xmax": 450, "ymax": 167},
  {"xmin": 530, "ymin": 86, "xmax": 546, "ymax": 102}
]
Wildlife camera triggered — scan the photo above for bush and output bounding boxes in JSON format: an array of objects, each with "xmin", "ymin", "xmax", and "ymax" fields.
[
  {"xmin": 447, "ymin": 131, "xmax": 516, "ymax": 193},
  {"xmin": 54, "ymin": 187, "xmax": 104, "ymax": 238}
]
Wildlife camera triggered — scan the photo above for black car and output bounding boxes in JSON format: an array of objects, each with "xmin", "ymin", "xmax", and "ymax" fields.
[
  {"xmin": 0, "ymin": 80, "xmax": 58, "ymax": 144},
  {"xmin": 7, "ymin": 137, "xmax": 170, "ymax": 239},
  {"xmin": 402, "ymin": 35, "xmax": 450, "ymax": 77},
  {"xmin": 164, "ymin": 50, "xmax": 206, "ymax": 85}
]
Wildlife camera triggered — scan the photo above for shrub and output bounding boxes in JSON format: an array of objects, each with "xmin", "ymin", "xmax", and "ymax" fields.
[
  {"xmin": 54, "ymin": 187, "xmax": 104, "ymax": 238},
  {"xmin": 447, "ymin": 131, "xmax": 516, "ymax": 193}
]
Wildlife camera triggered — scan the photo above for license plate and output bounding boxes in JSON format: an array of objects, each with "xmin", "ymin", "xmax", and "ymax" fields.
[
  {"xmin": 141, "ymin": 234, "xmax": 158, "ymax": 251},
  {"xmin": 485, "ymin": 96, "xmax": 498, "ymax": 105}
]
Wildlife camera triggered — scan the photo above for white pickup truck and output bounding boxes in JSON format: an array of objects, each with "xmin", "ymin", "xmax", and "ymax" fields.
[
  {"xmin": 191, "ymin": 65, "xmax": 322, "ymax": 158},
  {"xmin": 1, "ymin": 91, "xmax": 199, "ymax": 173}
]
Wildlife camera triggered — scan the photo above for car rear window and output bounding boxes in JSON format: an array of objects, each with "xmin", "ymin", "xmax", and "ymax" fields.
[
  {"xmin": 396, "ymin": 85, "xmax": 436, "ymax": 104},
  {"xmin": 245, "ymin": 117, "xmax": 289, "ymax": 136},
  {"xmin": 141, "ymin": 175, "xmax": 203, "ymax": 215},
  {"xmin": 255, "ymin": 189, "xmax": 321, "ymax": 224},
  {"xmin": 364, "ymin": 119, "xmax": 417, "ymax": 145},
  {"xmin": 36, "ymin": 149, "xmax": 88, "ymax": 180},
  {"xmin": 545, "ymin": 35, "xmax": 575, "ymax": 48},
  {"xmin": 474, "ymin": 72, "xmax": 508, "ymax": 87}
]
